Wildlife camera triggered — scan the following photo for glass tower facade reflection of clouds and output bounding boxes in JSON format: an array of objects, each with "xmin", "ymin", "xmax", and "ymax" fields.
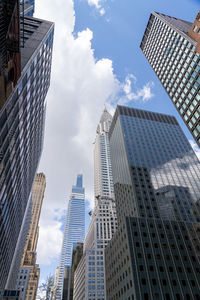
[
  {"xmin": 140, "ymin": 12, "xmax": 200, "ymax": 147},
  {"xmin": 105, "ymin": 106, "xmax": 200, "ymax": 299},
  {"xmin": 56, "ymin": 175, "xmax": 85, "ymax": 300}
]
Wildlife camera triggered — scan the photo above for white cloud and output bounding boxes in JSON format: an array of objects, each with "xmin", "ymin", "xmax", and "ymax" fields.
[
  {"xmin": 34, "ymin": 0, "xmax": 154, "ymax": 271},
  {"xmin": 87, "ymin": 0, "xmax": 105, "ymax": 15},
  {"xmin": 189, "ymin": 140, "xmax": 200, "ymax": 160},
  {"xmin": 37, "ymin": 208, "xmax": 63, "ymax": 265},
  {"xmin": 119, "ymin": 74, "xmax": 154, "ymax": 105},
  {"xmin": 99, "ymin": 8, "xmax": 105, "ymax": 16}
]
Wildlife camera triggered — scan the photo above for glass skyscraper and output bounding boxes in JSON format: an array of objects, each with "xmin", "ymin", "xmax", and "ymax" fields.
[
  {"xmin": 0, "ymin": 1, "xmax": 54, "ymax": 293},
  {"xmin": 140, "ymin": 11, "xmax": 200, "ymax": 147},
  {"xmin": 24, "ymin": 0, "xmax": 35, "ymax": 17},
  {"xmin": 56, "ymin": 175, "xmax": 85, "ymax": 300},
  {"xmin": 105, "ymin": 105, "xmax": 200, "ymax": 299}
]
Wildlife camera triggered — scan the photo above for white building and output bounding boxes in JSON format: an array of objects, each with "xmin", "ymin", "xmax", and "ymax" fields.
[
  {"xmin": 94, "ymin": 107, "xmax": 114, "ymax": 201},
  {"xmin": 51, "ymin": 267, "xmax": 59, "ymax": 300},
  {"xmin": 73, "ymin": 108, "xmax": 118, "ymax": 300}
]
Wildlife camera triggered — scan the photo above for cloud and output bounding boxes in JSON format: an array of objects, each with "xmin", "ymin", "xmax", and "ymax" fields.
[
  {"xmin": 151, "ymin": 150, "xmax": 200, "ymax": 202},
  {"xmin": 34, "ymin": 0, "xmax": 154, "ymax": 272},
  {"xmin": 189, "ymin": 140, "xmax": 200, "ymax": 161},
  {"xmin": 36, "ymin": 208, "xmax": 63, "ymax": 265},
  {"xmin": 87, "ymin": 0, "xmax": 106, "ymax": 15},
  {"xmin": 118, "ymin": 74, "xmax": 154, "ymax": 105}
]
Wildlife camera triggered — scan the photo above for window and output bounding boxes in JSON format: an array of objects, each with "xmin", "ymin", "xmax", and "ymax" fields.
[{"xmin": 142, "ymin": 278, "xmax": 146, "ymax": 285}]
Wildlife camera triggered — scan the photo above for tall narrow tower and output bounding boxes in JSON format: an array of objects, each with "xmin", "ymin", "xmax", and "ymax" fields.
[
  {"xmin": 73, "ymin": 108, "xmax": 117, "ymax": 300},
  {"xmin": 56, "ymin": 175, "xmax": 85, "ymax": 299},
  {"xmin": 16, "ymin": 173, "xmax": 46, "ymax": 300},
  {"xmin": 94, "ymin": 107, "xmax": 114, "ymax": 200}
]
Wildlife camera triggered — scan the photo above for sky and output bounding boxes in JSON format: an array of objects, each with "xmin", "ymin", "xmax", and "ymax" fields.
[{"xmin": 34, "ymin": 0, "xmax": 200, "ymax": 283}]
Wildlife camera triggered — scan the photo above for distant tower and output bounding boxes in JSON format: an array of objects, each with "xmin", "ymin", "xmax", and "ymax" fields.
[
  {"xmin": 16, "ymin": 173, "xmax": 46, "ymax": 300},
  {"xmin": 94, "ymin": 107, "xmax": 115, "ymax": 201},
  {"xmin": 141, "ymin": 11, "xmax": 200, "ymax": 147},
  {"xmin": 73, "ymin": 108, "xmax": 118, "ymax": 300},
  {"xmin": 56, "ymin": 175, "xmax": 85, "ymax": 299}
]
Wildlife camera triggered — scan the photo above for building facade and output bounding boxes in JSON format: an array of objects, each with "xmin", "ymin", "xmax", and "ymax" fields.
[
  {"xmin": 0, "ymin": 3, "xmax": 54, "ymax": 293},
  {"xmin": 62, "ymin": 243, "xmax": 83, "ymax": 300},
  {"xmin": 73, "ymin": 108, "xmax": 118, "ymax": 300},
  {"xmin": 16, "ymin": 173, "xmax": 46, "ymax": 300},
  {"xmin": 94, "ymin": 107, "xmax": 115, "ymax": 200},
  {"xmin": 105, "ymin": 105, "xmax": 200, "ymax": 299},
  {"xmin": 140, "ymin": 11, "xmax": 200, "ymax": 147},
  {"xmin": 24, "ymin": 0, "xmax": 35, "ymax": 16},
  {"xmin": 51, "ymin": 267, "xmax": 59, "ymax": 300},
  {"xmin": 56, "ymin": 175, "xmax": 85, "ymax": 299},
  {"xmin": 74, "ymin": 197, "xmax": 117, "ymax": 300}
]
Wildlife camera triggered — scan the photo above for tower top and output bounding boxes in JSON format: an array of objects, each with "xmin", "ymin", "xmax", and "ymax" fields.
[
  {"xmin": 99, "ymin": 106, "xmax": 112, "ymax": 124},
  {"xmin": 72, "ymin": 174, "xmax": 85, "ymax": 195}
]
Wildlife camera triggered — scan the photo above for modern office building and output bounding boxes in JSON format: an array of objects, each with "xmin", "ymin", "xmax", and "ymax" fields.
[
  {"xmin": 16, "ymin": 173, "xmax": 46, "ymax": 300},
  {"xmin": 140, "ymin": 11, "xmax": 200, "ymax": 147},
  {"xmin": 2, "ymin": 290, "xmax": 22, "ymax": 300},
  {"xmin": 62, "ymin": 242, "xmax": 83, "ymax": 300},
  {"xmin": 73, "ymin": 108, "xmax": 118, "ymax": 300},
  {"xmin": 24, "ymin": 0, "xmax": 35, "ymax": 16},
  {"xmin": 105, "ymin": 105, "xmax": 200, "ymax": 300},
  {"xmin": 56, "ymin": 175, "xmax": 85, "ymax": 300},
  {"xmin": 0, "ymin": 0, "xmax": 54, "ymax": 293}
]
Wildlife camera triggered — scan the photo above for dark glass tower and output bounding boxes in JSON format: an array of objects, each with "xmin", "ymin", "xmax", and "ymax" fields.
[
  {"xmin": 24, "ymin": 0, "xmax": 35, "ymax": 17},
  {"xmin": 105, "ymin": 105, "xmax": 200, "ymax": 299},
  {"xmin": 140, "ymin": 11, "xmax": 200, "ymax": 147},
  {"xmin": 0, "ymin": 1, "xmax": 54, "ymax": 292},
  {"xmin": 56, "ymin": 175, "xmax": 85, "ymax": 300}
]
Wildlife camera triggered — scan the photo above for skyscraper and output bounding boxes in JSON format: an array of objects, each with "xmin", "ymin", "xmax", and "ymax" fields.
[
  {"xmin": 140, "ymin": 11, "xmax": 200, "ymax": 147},
  {"xmin": 105, "ymin": 105, "xmax": 200, "ymax": 299},
  {"xmin": 56, "ymin": 175, "xmax": 85, "ymax": 300},
  {"xmin": 94, "ymin": 107, "xmax": 114, "ymax": 200},
  {"xmin": 0, "ymin": 0, "xmax": 54, "ymax": 293},
  {"xmin": 24, "ymin": 0, "xmax": 35, "ymax": 16},
  {"xmin": 16, "ymin": 173, "xmax": 46, "ymax": 300},
  {"xmin": 73, "ymin": 108, "xmax": 117, "ymax": 300},
  {"xmin": 62, "ymin": 242, "xmax": 83, "ymax": 300}
]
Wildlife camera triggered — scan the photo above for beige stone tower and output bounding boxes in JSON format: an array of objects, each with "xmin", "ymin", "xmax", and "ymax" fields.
[{"xmin": 16, "ymin": 173, "xmax": 46, "ymax": 300}]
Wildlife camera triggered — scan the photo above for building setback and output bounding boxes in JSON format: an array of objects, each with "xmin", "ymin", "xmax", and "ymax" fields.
[
  {"xmin": 0, "ymin": 0, "xmax": 54, "ymax": 293},
  {"xmin": 140, "ymin": 11, "xmax": 200, "ymax": 147},
  {"xmin": 56, "ymin": 175, "xmax": 85, "ymax": 300},
  {"xmin": 16, "ymin": 173, "xmax": 46, "ymax": 300},
  {"xmin": 105, "ymin": 105, "xmax": 200, "ymax": 300}
]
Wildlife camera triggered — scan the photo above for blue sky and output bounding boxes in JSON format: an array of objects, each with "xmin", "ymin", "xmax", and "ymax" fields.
[
  {"xmin": 74, "ymin": 0, "xmax": 199, "ymax": 141},
  {"xmin": 35, "ymin": 0, "xmax": 200, "ymax": 286}
]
